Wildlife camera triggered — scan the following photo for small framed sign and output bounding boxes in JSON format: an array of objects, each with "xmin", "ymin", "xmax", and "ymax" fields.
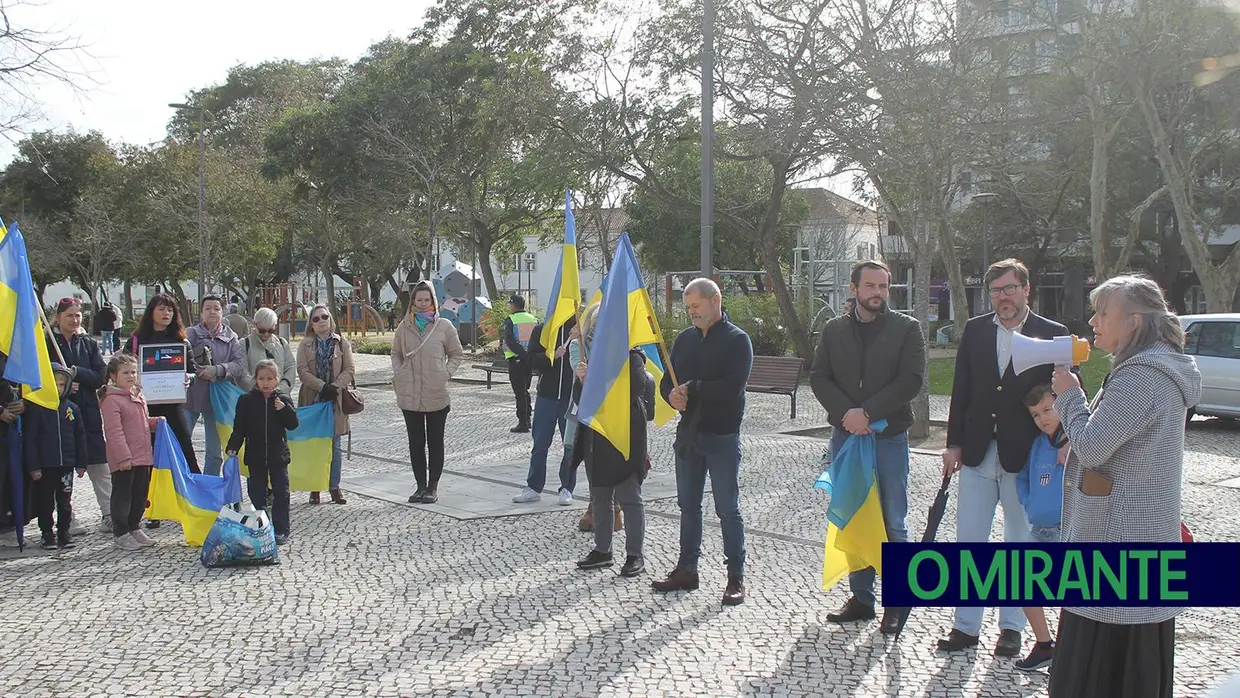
[{"xmin": 139, "ymin": 343, "xmax": 188, "ymax": 405}]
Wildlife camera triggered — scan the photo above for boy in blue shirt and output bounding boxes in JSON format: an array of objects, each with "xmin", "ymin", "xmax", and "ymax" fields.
[{"xmin": 1014, "ymin": 383, "xmax": 1065, "ymax": 672}]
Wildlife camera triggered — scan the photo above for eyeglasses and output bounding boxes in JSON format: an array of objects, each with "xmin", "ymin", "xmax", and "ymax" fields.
[
  {"xmin": 988, "ymin": 283, "xmax": 1024, "ymax": 298},
  {"xmin": 256, "ymin": 327, "xmax": 274, "ymax": 334},
  {"xmin": 311, "ymin": 315, "xmax": 329, "ymax": 323}
]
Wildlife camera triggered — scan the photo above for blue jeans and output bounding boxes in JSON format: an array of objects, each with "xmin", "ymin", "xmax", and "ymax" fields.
[
  {"xmin": 954, "ymin": 440, "xmax": 1031, "ymax": 635},
  {"xmin": 1029, "ymin": 525, "xmax": 1061, "ymax": 544},
  {"xmin": 674, "ymin": 431, "xmax": 746, "ymax": 579},
  {"xmin": 527, "ymin": 395, "xmax": 569, "ymax": 492},
  {"xmin": 330, "ymin": 435, "xmax": 342, "ymax": 489},
  {"xmin": 186, "ymin": 407, "xmax": 223, "ymax": 476},
  {"xmin": 828, "ymin": 427, "xmax": 910, "ymax": 608}
]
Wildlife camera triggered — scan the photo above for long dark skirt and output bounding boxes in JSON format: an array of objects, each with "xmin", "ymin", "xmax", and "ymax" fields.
[{"xmin": 1049, "ymin": 610, "xmax": 1175, "ymax": 698}]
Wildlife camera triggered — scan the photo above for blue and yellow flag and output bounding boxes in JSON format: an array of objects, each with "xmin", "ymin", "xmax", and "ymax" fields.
[
  {"xmin": 814, "ymin": 420, "xmax": 889, "ymax": 590},
  {"xmin": 147, "ymin": 420, "xmax": 244, "ymax": 546},
  {"xmin": 209, "ymin": 382, "xmax": 334, "ymax": 492},
  {"xmin": 542, "ymin": 189, "xmax": 581, "ymax": 362},
  {"xmin": 589, "ymin": 235, "xmax": 674, "ymax": 426},
  {"xmin": 0, "ymin": 221, "xmax": 58, "ymax": 410}
]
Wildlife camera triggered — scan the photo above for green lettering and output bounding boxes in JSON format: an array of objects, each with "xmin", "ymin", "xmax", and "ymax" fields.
[
  {"xmin": 1024, "ymin": 550, "xmax": 1055, "ymax": 602},
  {"xmin": 962, "ymin": 550, "xmax": 1006, "ymax": 602},
  {"xmin": 1159, "ymin": 550, "xmax": 1188, "ymax": 601},
  {"xmin": 909, "ymin": 551, "xmax": 949, "ymax": 599},
  {"xmin": 1011, "ymin": 547, "xmax": 1021, "ymax": 600},
  {"xmin": 1059, "ymin": 550, "xmax": 1090, "ymax": 600},
  {"xmin": 1092, "ymin": 550, "xmax": 1127, "ymax": 601},
  {"xmin": 1129, "ymin": 550, "xmax": 1158, "ymax": 599}
]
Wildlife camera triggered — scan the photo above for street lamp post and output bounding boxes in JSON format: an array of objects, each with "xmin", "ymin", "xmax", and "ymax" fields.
[
  {"xmin": 169, "ymin": 103, "xmax": 208, "ymax": 306},
  {"xmin": 973, "ymin": 192, "xmax": 998, "ymax": 312},
  {"xmin": 700, "ymin": 0, "xmax": 715, "ymax": 279}
]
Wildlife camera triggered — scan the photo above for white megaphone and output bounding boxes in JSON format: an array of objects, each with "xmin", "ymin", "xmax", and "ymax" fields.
[{"xmin": 1011, "ymin": 334, "xmax": 1092, "ymax": 375}]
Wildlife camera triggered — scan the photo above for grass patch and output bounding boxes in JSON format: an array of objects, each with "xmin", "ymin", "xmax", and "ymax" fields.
[
  {"xmin": 928, "ymin": 352, "xmax": 1112, "ymax": 396},
  {"xmin": 353, "ymin": 338, "xmax": 393, "ymax": 355}
]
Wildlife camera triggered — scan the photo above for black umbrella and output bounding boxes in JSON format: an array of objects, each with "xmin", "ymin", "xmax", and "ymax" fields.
[{"xmin": 889, "ymin": 471, "xmax": 954, "ymax": 642}]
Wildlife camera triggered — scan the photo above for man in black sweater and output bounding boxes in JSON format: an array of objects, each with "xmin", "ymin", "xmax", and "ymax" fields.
[
  {"xmin": 653, "ymin": 278, "xmax": 753, "ymax": 606},
  {"xmin": 512, "ymin": 317, "xmax": 578, "ymax": 505},
  {"xmin": 811, "ymin": 260, "xmax": 926, "ymax": 633}
]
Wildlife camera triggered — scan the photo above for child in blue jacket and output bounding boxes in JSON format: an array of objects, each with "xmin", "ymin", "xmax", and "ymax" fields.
[
  {"xmin": 23, "ymin": 363, "xmax": 87, "ymax": 550},
  {"xmin": 1014, "ymin": 383, "xmax": 1066, "ymax": 672}
]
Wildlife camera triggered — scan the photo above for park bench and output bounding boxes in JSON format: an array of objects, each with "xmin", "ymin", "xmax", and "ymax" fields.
[
  {"xmin": 473, "ymin": 359, "xmax": 509, "ymax": 389},
  {"xmin": 746, "ymin": 355, "xmax": 805, "ymax": 418}
]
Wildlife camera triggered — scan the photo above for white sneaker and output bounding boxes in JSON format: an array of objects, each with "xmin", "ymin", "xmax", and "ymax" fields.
[
  {"xmin": 558, "ymin": 489, "xmax": 574, "ymax": 506},
  {"xmin": 114, "ymin": 535, "xmax": 141, "ymax": 551},
  {"xmin": 68, "ymin": 517, "xmax": 89, "ymax": 537},
  {"xmin": 512, "ymin": 487, "xmax": 541, "ymax": 503},
  {"xmin": 130, "ymin": 530, "xmax": 156, "ymax": 548},
  {"xmin": 98, "ymin": 517, "xmax": 113, "ymax": 534}
]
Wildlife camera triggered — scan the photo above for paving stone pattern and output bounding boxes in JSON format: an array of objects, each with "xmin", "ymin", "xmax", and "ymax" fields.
[{"xmin": 2, "ymin": 350, "xmax": 1239, "ymax": 696}]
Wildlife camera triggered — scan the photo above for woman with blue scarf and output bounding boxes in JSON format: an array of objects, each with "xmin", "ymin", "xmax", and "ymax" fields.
[
  {"xmin": 391, "ymin": 281, "xmax": 463, "ymax": 504},
  {"xmin": 296, "ymin": 303, "xmax": 356, "ymax": 505}
]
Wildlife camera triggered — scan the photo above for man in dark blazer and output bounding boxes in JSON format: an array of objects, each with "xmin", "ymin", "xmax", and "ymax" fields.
[{"xmin": 938, "ymin": 258, "xmax": 1069, "ymax": 657}]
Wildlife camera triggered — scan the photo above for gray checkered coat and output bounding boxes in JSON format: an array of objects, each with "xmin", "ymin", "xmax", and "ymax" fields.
[{"xmin": 1054, "ymin": 343, "xmax": 1201, "ymax": 625}]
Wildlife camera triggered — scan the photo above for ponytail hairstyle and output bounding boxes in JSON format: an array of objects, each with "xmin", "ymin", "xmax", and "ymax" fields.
[{"xmin": 98, "ymin": 353, "xmax": 139, "ymax": 402}]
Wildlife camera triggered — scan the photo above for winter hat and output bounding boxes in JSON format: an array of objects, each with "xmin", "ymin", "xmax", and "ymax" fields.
[{"xmin": 51, "ymin": 362, "xmax": 76, "ymax": 397}]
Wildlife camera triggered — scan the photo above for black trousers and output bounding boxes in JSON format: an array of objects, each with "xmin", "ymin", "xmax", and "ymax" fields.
[
  {"xmin": 111, "ymin": 466, "xmax": 152, "ymax": 536},
  {"xmin": 404, "ymin": 407, "xmax": 450, "ymax": 490},
  {"xmin": 508, "ymin": 358, "xmax": 532, "ymax": 426},
  {"xmin": 149, "ymin": 403, "xmax": 199, "ymax": 474},
  {"xmin": 1050, "ymin": 610, "xmax": 1175, "ymax": 698},
  {"xmin": 247, "ymin": 461, "xmax": 291, "ymax": 536},
  {"xmin": 35, "ymin": 467, "xmax": 73, "ymax": 536}
]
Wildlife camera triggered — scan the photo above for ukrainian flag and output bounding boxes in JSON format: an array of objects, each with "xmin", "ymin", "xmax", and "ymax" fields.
[
  {"xmin": 209, "ymin": 382, "xmax": 333, "ymax": 492},
  {"xmin": 576, "ymin": 235, "xmax": 647, "ymax": 460},
  {"xmin": 0, "ymin": 221, "xmax": 58, "ymax": 410},
  {"xmin": 147, "ymin": 420, "xmax": 243, "ymax": 546},
  {"xmin": 591, "ymin": 235, "xmax": 675, "ymax": 426},
  {"xmin": 814, "ymin": 420, "xmax": 889, "ymax": 590},
  {"xmin": 542, "ymin": 189, "xmax": 581, "ymax": 363}
]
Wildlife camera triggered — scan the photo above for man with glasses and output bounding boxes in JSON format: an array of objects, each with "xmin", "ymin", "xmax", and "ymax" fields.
[
  {"xmin": 937, "ymin": 258, "xmax": 1070, "ymax": 658},
  {"xmin": 239, "ymin": 307, "xmax": 296, "ymax": 394}
]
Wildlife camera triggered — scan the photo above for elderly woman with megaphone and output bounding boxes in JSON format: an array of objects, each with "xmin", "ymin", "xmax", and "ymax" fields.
[{"xmin": 1046, "ymin": 274, "xmax": 1201, "ymax": 698}]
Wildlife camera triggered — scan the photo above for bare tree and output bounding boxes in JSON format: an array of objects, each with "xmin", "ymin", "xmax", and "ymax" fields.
[{"xmin": 0, "ymin": 0, "xmax": 97, "ymax": 139}]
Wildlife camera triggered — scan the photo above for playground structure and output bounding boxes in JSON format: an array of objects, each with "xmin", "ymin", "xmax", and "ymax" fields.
[
  {"xmin": 254, "ymin": 283, "xmax": 317, "ymax": 339},
  {"xmin": 339, "ymin": 278, "xmax": 385, "ymax": 337}
]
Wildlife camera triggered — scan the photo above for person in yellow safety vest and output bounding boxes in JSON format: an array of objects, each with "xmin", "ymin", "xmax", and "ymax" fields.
[{"xmin": 502, "ymin": 295, "xmax": 539, "ymax": 433}]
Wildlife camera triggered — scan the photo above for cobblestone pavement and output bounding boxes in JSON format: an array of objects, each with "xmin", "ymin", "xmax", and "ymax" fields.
[{"xmin": 2, "ymin": 351, "xmax": 1239, "ymax": 696}]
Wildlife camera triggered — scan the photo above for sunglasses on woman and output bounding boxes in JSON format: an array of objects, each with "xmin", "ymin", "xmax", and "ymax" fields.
[{"xmin": 312, "ymin": 315, "xmax": 329, "ymax": 322}]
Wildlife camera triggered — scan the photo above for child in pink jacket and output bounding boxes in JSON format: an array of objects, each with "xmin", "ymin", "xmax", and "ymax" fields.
[{"xmin": 98, "ymin": 354, "xmax": 163, "ymax": 552}]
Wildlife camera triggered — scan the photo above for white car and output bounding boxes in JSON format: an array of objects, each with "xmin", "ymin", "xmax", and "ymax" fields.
[{"xmin": 1180, "ymin": 313, "xmax": 1240, "ymax": 421}]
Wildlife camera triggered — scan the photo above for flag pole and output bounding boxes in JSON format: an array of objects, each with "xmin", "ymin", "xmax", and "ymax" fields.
[{"xmin": 36, "ymin": 296, "xmax": 69, "ymax": 370}]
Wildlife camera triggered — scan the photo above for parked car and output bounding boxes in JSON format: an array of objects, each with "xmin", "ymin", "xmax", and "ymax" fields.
[{"xmin": 1180, "ymin": 313, "xmax": 1240, "ymax": 422}]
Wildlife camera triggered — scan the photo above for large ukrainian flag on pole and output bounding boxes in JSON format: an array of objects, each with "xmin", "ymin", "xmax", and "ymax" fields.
[
  {"xmin": 209, "ymin": 382, "xmax": 334, "ymax": 492},
  {"xmin": 0, "ymin": 221, "xmax": 59, "ymax": 410},
  {"xmin": 541, "ymin": 189, "xmax": 581, "ymax": 363},
  {"xmin": 147, "ymin": 420, "xmax": 243, "ymax": 546},
  {"xmin": 814, "ymin": 420, "xmax": 889, "ymax": 590}
]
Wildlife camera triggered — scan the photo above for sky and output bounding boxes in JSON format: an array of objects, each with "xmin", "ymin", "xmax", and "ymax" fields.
[{"xmin": 2, "ymin": 0, "xmax": 436, "ymax": 165}]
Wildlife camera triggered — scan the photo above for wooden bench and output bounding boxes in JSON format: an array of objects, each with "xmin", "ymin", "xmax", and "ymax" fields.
[
  {"xmin": 746, "ymin": 355, "xmax": 805, "ymax": 418},
  {"xmin": 472, "ymin": 359, "xmax": 509, "ymax": 389}
]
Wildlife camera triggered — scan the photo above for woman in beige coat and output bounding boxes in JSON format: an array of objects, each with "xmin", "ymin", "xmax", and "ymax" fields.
[
  {"xmin": 296, "ymin": 303, "xmax": 356, "ymax": 505},
  {"xmin": 392, "ymin": 281, "xmax": 464, "ymax": 504}
]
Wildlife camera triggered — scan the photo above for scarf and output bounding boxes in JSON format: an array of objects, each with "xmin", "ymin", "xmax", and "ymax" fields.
[
  {"xmin": 414, "ymin": 310, "xmax": 437, "ymax": 332},
  {"xmin": 314, "ymin": 335, "xmax": 335, "ymax": 384}
]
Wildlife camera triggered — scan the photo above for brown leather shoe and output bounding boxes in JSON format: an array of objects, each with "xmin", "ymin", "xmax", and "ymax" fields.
[
  {"xmin": 722, "ymin": 578, "xmax": 746, "ymax": 606},
  {"xmin": 651, "ymin": 568, "xmax": 700, "ymax": 593},
  {"xmin": 578, "ymin": 505, "xmax": 594, "ymax": 532},
  {"xmin": 613, "ymin": 504, "xmax": 622, "ymax": 532},
  {"xmin": 330, "ymin": 488, "xmax": 347, "ymax": 505}
]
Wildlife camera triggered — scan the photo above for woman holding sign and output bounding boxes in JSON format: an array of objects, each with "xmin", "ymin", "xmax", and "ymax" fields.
[
  {"xmin": 1048, "ymin": 275, "xmax": 1201, "ymax": 698},
  {"xmin": 125, "ymin": 294, "xmax": 198, "ymax": 475},
  {"xmin": 296, "ymin": 304, "xmax": 355, "ymax": 506}
]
